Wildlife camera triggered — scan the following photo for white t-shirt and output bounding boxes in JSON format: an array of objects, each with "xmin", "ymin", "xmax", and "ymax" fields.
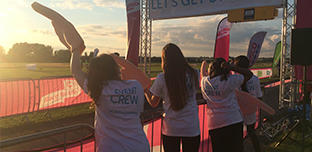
[
  {"xmin": 84, "ymin": 80, "xmax": 150, "ymax": 152},
  {"xmin": 150, "ymin": 73, "xmax": 200, "ymax": 137},
  {"xmin": 243, "ymin": 75, "xmax": 263, "ymax": 125},
  {"xmin": 201, "ymin": 74, "xmax": 244, "ymax": 130}
]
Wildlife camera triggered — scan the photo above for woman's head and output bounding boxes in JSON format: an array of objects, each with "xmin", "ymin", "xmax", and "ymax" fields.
[
  {"xmin": 87, "ymin": 54, "xmax": 121, "ymax": 104},
  {"xmin": 234, "ymin": 55, "xmax": 249, "ymax": 68},
  {"xmin": 161, "ymin": 43, "xmax": 198, "ymax": 111},
  {"xmin": 161, "ymin": 43, "xmax": 187, "ymax": 72},
  {"xmin": 208, "ymin": 58, "xmax": 229, "ymax": 81}
]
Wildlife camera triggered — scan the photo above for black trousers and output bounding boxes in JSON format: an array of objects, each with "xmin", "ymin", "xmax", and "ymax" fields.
[
  {"xmin": 162, "ymin": 134, "xmax": 200, "ymax": 152},
  {"xmin": 247, "ymin": 123, "xmax": 261, "ymax": 152},
  {"xmin": 209, "ymin": 122, "xmax": 243, "ymax": 152}
]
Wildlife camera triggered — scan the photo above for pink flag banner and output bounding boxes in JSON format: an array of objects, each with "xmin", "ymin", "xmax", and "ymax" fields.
[
  {"xmin": 294, "ymin": 0, "xmax": 312, "ymax": 80},
  {"xmin": 125, "ymin": 0, "xmax": 140, "ymax": 66},
  {"xmin": 247, "ymin": 31, "xmax": 267, "ymax": 67},
  {"xmin": 214, "ymin": 17, "xmax": 232, "ymax": 61}
]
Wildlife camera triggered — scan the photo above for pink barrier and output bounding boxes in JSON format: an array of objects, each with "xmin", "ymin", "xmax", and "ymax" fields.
[
  {"xmin": 0, "ymin": 79, "xmax": 36, "ymax": 117},
  {"xmin": 38, "ymin": 77, "xmax": 90, "ymax": 110},
  {"xmin": 0, "ymin": 77, "xmax": 92, "ymax": 117}
]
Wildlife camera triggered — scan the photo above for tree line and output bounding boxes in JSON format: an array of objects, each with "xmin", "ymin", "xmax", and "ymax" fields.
[{"xmin": 0, "ymin": 42, "xmax": 95, "ymax": 63}]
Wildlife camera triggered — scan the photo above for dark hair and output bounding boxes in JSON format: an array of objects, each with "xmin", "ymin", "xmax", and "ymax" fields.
[
  {"xmin": 87, "ymin": 54, "xmax": 121, "ymax": 105},
  {"xmin": 208, "ymin": 58, "xmax": 229, "ymax": 81},
  {"xmin": 234, "ymin": 55, "xmax": 250, "ymax": 92},
  {"xmin": 162, "ymin": 43, "xmax": 199, "ymax": 111},
  {"xmin": 234, "ymin": 55, "xmax": 250, "ymax": 68}
]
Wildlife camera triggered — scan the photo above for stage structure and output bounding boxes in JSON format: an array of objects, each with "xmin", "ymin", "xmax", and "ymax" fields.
[
  {"xmin": 279, "ymin": 0, "xmax": 296, "ymax": 108},
  {"xmin": 139, "ymin": 0, "xmax": 296, "ymax": 107}
]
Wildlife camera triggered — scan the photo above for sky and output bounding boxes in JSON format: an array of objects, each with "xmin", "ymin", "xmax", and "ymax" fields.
[{"xmin": 0, "ymin": 0, "xmax": 283, "ymax": 57}]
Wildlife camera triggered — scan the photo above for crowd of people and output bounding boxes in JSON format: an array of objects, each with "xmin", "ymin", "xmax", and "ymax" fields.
[{"xmin": 70, "ymin": 43, "xmax": 262, "ymax": 152}]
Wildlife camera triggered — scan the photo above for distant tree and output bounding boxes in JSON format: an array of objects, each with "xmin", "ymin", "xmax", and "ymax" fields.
[
  {"xmin": 54, "ymin": 49, "xmax": 71, "ymax": 62},
  {"xmin": 8, "ymin": 42, "xmax": 53, "ymax": 62},
  {"xmin": 0, "ymin": 45, "xmax": 5, "ymax": 61}
]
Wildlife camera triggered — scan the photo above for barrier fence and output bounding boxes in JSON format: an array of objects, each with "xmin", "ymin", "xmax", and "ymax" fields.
[
  {"xmin": 0, "ymin": 68, "xmax": 276, "ymax": 151},
  {"xmin": 0, "ymin": 68, "xmax": 272, "ymax": 118},
  {"xmin": 0, "ymin": 76, "xmax": 91, "ymax": 117},
  {"xmin": 1, "ymin": 81, "xmax": 283, "ymax": 152}
]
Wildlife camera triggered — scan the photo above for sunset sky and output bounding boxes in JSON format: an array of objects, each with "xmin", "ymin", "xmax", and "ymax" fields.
[{"xmin": 0, "ymin": 0, "xmax": 282, "ymax": 57}]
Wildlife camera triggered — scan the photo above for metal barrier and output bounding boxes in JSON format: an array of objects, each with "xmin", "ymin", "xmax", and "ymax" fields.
[{"xmin": 0, "ymin": 123, "xmax": 95, "ymax": 152}]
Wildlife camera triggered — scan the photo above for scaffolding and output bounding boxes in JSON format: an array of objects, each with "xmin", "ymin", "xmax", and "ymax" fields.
[
  {"xmin": 139, "ymin": 0, "xmax": 152, "ymax": 76},
  {"xmin": 140, "ymin": 0, "xmax": 297, "ymax": 107},
  {"xmin": 279, "ymin": 0, "xmax": 296, "ymax": 108}
]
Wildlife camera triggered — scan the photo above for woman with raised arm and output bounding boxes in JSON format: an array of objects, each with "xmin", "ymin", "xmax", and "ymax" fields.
[
  {"xmin": 200, "ymin": 58, "xmax": 253, "ymax": 152},
  {"xmin": 32, "ymin": 2, "xmax": 150, "ymax": 151},
  {"xmin": 71, "ymin": 51, "xmax": 150, "ymax": 152},
  {"xmin": 145, "ymin": 43, "xmax": 200, "ymax": 152}
]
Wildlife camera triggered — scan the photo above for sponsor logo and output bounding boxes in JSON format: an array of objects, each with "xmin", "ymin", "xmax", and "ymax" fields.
[{"xmin": 39, "ymin": 80, "xmax": 81, "ymax": 108}]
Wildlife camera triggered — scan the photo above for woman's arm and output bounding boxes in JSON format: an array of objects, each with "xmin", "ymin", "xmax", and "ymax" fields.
[
  {"xmin": 144, "ymin": 89, "xmax": 161, "ymax": 108},
  {"xmin": 70, "ymin": 50, "xmax": 87, "ymax": 89},
  {"xmin": 200, "ymin": 60, "xmax": 209, "ymax": 77},
  {"xmin": 228, "ymin": 64, "xmax": 253, "ymax": 83}
]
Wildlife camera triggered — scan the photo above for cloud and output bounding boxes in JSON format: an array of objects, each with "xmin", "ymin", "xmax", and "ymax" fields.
[
  {"xmin": 51, "ymin": 0, "xmax": 94, "ymax": 10},
  {"xmin": 77, "ymin": 24, "xmax": 126, "ymax": 38},
  {"xmin": 93, "ymin": 0, "xmax": 125, "ymax": 8},
  {"xmin": 32, "ymin": 29, "xmax": 54, "ymax": 35},
  {"xmin": 150, "ymin": 14, "xmax": 282, "ymax": 57}
]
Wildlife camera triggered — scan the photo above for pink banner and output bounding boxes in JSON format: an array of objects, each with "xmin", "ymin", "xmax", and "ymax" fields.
[
  {"xmin": 125, "ymin": 0, "xmax": 140, "ymax": 66},
  {"xmin": 214, "ymin": 17, "xmax": 232, "ymax": 61},
  {"xmin": 38, "ymin": 77, "xmax": 91, "ymax": 110},
  {"xmin": 0, "ymin": 79, "xmax": 36, "ymax": 117},
  {"xmin": 247, "ymin": 31, "xmax": 267, "ymax": 66},
  {"xmin": 0, "ymin": 77, "xmax": 92, "ymax": 117},
  {"xmin": 294, "ymin": 0, "xmax": 312, "ymax": 80}
]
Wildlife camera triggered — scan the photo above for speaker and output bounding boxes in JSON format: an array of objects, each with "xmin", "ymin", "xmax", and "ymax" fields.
[{"xmin": 291, "ymin": 28, "xmax": 312, "ymax": 65}]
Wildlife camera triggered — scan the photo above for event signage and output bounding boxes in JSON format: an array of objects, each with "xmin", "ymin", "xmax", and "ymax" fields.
[
  {"xmin": 126, "ymin": 0, "xmax": 141, "ymax": 66},
  {"xmin": 251, "ymin": 68, "xmax": 272, "ymax": 79},
  {"xmin": 272, "ymin": 41, "xmax": 281, "ymax": 68},
  {"xmin": 247, "ymin": 31, "xmax": 267, "ymax": 67},
  {"xmin": 150, "ymin": 0, "xmax": 283, "ymax": 20},
  {"xmin": 214, "ymin": 17, "xmax": 231, "ymax": 61}
]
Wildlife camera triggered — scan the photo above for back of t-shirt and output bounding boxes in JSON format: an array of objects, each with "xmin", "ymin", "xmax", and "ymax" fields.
[{"xmin": 84, "ymin": 80, "xmax": 149, "ymax": 152}]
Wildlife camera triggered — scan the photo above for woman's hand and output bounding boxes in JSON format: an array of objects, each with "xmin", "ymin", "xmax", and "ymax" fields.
[
  {"xmin": 32, "ymin": 2, "xmax": 85, "ymax": 53},
  {"xmin": 110, "ymin": 54, "xmax": 152, "ymax": 90}
]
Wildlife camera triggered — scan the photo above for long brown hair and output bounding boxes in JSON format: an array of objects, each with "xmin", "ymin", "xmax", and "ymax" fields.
[
  {"xmin": 87, "ymin": 54, "xmax": 121, "ymax": 105},
  {"xmin": 162, "ymin": 43, "xmax": 199, "ymax": 111}
]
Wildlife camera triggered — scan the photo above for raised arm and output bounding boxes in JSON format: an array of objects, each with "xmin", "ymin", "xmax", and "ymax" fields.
[
  {"xmin": 200, "ymin": 60, "xmax": 209, "ymax": 77},
  {"xmin": 71, "ymin": 49, "xmax": 87, "ymax": 89},
  {"xmin": 228, "ymin": 64, "xmax": 253, "ymax": 83}
]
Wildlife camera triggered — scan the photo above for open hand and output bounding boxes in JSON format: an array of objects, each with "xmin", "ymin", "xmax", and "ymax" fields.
[{"xmin": 32, "ymin": 2, "xmax": 85, "ymax": 53}]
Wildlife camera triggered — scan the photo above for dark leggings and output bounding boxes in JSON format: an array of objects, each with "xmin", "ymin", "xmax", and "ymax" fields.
[
  {"xmin": 247, "ymin": 123, "xmax": 261, "ymax": 152},
  {"xmin": 209, "ymin": 122, "xmax": 244, "ymax": 152},
  {"xmin": 162, "ymin": 134, "xmax": 200, "ymax": 152}
]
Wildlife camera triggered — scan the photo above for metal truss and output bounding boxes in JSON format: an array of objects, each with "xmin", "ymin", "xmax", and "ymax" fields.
[
  {"xmin": 140, "ymin": 0, "xmax": 152, "ymax": 76},
  {"xmin": 279, "ymin": 0, "xmax": 297, "ymax": 108}
]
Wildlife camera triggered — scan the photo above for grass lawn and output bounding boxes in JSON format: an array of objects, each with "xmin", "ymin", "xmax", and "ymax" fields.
[
  {"xmin": 0, "ymin": 63, "xmax": 71, "ymax": 80},
  {"xmin": 0, "ymin": 61, "xmax": 273, "ymax": 80}
]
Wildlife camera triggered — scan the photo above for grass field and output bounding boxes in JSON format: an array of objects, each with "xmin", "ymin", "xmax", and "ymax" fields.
[
  {"xmin": 0, "ymin": 61, "xmax": 273, "ymax": 80},
  {"xmin": 0, "ymin": 63, "xmax": 71, "ymax": 80}
]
